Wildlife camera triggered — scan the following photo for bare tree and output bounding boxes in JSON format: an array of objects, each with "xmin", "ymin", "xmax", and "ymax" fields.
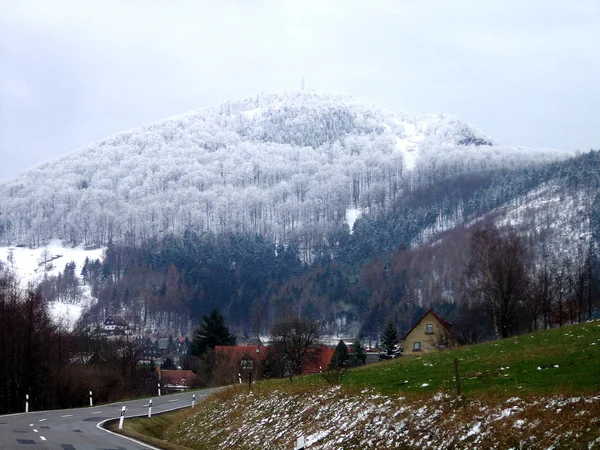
[
  {"xmin": 269, "ymin": 314, "xmax": 321, "ymax": 381},
  {"xmin": 464, "ymin": 225, "xmax": 528, "ymax": 339}
]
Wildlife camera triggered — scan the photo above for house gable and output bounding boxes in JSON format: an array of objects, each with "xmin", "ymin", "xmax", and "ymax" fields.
[{"xmin": 402, "ymin": 309, "xmax": 456, "ymax": 356}]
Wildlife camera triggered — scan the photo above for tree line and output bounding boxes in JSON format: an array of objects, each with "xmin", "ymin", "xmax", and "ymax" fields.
[{"xmin": 0, "ymin": 264, "xmax": 158, "ymax": 414}]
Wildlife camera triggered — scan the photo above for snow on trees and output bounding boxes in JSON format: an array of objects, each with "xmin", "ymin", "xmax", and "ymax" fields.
[{"xmin": 0, "ymin": 91, "xmax": 575, "ymax": 255}]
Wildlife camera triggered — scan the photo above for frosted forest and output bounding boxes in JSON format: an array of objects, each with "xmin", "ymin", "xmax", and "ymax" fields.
[{"xmin": 0, "ymin": 91, "xmax": 574, "ymax": 259}]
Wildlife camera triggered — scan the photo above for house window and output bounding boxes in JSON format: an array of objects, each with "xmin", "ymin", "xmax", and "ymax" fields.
[
  {"xmin": 413, "ymin": 341, "xmax": 421, "ymax": 352},
  {"xmin": 426, "ymin": 324, "xmax": 434, "ymax": 334}
]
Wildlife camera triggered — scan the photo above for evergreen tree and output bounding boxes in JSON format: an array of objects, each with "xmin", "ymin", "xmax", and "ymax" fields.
[
  {"xmin": 379, "ymin": 320, "xmax": 401, "ymax": 360},
  {"xmin": 328, "ymin": 340, "xmax": 350, "ymax": 369},
  {"xmin": 189, "ymin": 309, "xmax": 236, "ymax": 357},
  {"xmin": 350, "ymin": 339, "xmax": 367, "ymax": 366},
  {"xmin": 161, "ymin": 357, "xmax": 177, "ymax": 370}
]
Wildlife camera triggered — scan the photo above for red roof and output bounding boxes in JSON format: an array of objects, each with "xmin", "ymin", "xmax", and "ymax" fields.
[
  {"xmin": 215, "ymin": 345, "xmax": 267, "ymax": 362},
  {"xmin": 302, "ymin": 346, "xmax": 335, "ymax": 374},
  {"xmin": 160, "ymin": 369, "xmax": 195, "ymax": 387},
  {"xmin": 402, "ymin": 309, "xmax": 454, "ymax": 340},
  {"xmin": 215, "ymin": 345, "xmax": 334, "ymax": 375}
]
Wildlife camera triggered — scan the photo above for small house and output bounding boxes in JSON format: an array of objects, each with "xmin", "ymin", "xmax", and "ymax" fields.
[
  {"xmin": 402, "ymin": 309, "xmax": 457, "ymax": 355},
  {"xmin": 160, "ymin": 369, "xmax": 197, "ymax": 391},
  {"xmin": 102, "ymin": 315, "xmax": 128, "ymax": 334}
]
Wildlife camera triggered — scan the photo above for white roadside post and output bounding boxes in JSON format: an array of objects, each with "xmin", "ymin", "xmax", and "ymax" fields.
[
  {"xmin": 192, "ymin": 394, "xmax": 196, "ymax": 408},
  {"xmin": 148, "ymin": 399, "xmax": 152, "ymax": 418},
  {"xmin": 158, "ymin": 383, "xmax": 161, "ymax": 397},
  {"xmin": 25, "ymin": 394, "xmax": 29, "ymax": 413},
  {"xmin": 295, "ymin": 436, "xmax": 305, "ymax": 450},
  {"xmin": 238, "ymin": 373, "xmax": 242, "ymax": 384},
  {"xmin": 89, "ymin": 390, "xmax": 93, "ymax": 407},
  {"xmin": 118, "ymin": 406, "xmax": 126, "ymax": 430}
]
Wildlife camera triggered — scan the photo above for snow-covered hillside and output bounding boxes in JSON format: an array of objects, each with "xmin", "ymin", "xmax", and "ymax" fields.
[
  {"xmin": 0, "ymin": 91, "xmax": 575, "ymax": 253},
  {"xmin": 0, "ymin": 240, "xmax": 104, "ymax": 329}
]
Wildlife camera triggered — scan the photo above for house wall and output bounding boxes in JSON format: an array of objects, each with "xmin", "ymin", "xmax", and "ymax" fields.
[{"xmin": 403, "ymin": 311, "xmax": 449, "ymax": 356}]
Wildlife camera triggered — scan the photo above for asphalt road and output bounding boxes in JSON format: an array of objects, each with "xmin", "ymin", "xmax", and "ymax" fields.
[{"xmin": 0, "ymin": 387, "xmax": 223, "ymax": 449}]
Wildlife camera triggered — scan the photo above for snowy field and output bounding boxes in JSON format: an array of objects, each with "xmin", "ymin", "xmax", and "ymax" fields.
[
  {"xmin": 175, "ymin": 387, "xmax": 600, "ymax": 449},
  {"xmin": 0, "ymin": 240, "xmax": 104, "ymax": 329}
]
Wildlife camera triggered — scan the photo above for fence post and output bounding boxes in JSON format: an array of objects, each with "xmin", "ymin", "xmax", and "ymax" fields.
[{"xmin": 453, "ymin": 358, "xmax": 461, "ymax": 396}]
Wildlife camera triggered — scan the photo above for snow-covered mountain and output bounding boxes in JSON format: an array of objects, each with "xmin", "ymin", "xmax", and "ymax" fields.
[{"xmin": 0, "ymin": 91, "xmax": 575, "ymax": 254}]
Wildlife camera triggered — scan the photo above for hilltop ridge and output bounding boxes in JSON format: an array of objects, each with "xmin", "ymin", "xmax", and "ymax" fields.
[{"xmin": 0, "ymin": 91, "xmax": 574, "ymax": 253}]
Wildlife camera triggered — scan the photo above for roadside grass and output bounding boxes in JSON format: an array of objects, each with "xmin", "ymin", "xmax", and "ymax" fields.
[
  {"xmin": 107, "ymin": 409, "xmax": 192, "ymax": 450},
  {"xmin": 112, "ymin": 321, "xmax": 600, "ymax": 449}
]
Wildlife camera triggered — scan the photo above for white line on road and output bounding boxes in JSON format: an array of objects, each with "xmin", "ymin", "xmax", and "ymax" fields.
[
  {"xmin": 38, "ymin": 418, "xmax": 46, "ymax": 422},
  {"xmin": 92, "ymin": 411, "xmax": 102, "ymax": 414},
  {"xmin": 40, "ymin": 436, "xmax": 46, "ymax": 441},
  {"xmin": 29, "ymin": 424, "xmax": 33, "ymax": 427},
  {"xmin": 168, "ymin": 399, "xmax": 179, "ymax": 403},
  {"xmin": 61, "ymin": 414, "xmax": 72, "ymax": 417},
  {"xmin": 33, "ymin": 429, "xmax": 38, "ymax": 433}
]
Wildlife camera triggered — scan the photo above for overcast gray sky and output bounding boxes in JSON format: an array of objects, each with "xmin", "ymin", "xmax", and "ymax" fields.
[{"xmin": 1, "ymin": 0, "xmax": 598, "ymax": 181}]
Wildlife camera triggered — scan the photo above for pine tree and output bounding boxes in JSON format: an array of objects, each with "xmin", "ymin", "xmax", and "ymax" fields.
[
  {"xmin": 350, "ymin": 339, "xmax": 367, "ymax": 366},
  {"xmin": 328, "ymin": 340, "xmax": 350, "ymax": 369},
  {"xmin": 189, "ymin": 309, "xmax": 236, "ymax": 357},
  {"xmin": 379, "ymin": 320, "xmax": 401, "ymax": 360}
]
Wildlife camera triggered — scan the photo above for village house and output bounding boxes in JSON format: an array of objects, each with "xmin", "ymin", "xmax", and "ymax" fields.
[
  {"xmin": 137, "ymin": 337, "xmax": 162, "ymax": 365},
  {"xmin": 213, "ymin": 344, "xmax": 336, "ymax": 383},
  {"xmin": 159, "ymin": 369, "xmax": 198, "ymax": 392},
  {"xmin": 402, "ymin": 309, "xmax": 457, "ymax": 355},
  {"xmin": 102, "ymin": 315, "xmax": 128, "ymax": 334}
]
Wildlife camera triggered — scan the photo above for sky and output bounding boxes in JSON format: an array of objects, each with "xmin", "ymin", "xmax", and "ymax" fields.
[{"xmin": 1, "ymin": 0, "xmax": 599, "ymax": 181}]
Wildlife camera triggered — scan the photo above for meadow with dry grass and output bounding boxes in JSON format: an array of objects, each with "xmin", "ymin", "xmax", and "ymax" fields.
[{"xmin": 116, "ymin": 320, "xmax": 600, "ymax": 449}]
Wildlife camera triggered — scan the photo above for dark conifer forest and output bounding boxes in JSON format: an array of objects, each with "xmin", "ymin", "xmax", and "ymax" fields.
[{"xmin": 74, "ymin": 151, "xmax": 600, "ymax": 342}]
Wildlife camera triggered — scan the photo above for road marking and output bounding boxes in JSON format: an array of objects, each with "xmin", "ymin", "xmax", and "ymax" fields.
[
  {"xmin": 91, "ymin": 411, "xmax": 102, "ymax": 414},
  {"xmin": 33, "ymin": 429, "xmax": 38, "ymax": 432},
  {"xmin": 40, "ymin": 436, "xmax": 46, "ymax": 441},
  {"xmin": 39, "ymin": 418, "xmax": 47, "ymax": 422},
  {"xmin": 29, "ymin": 423, "xmax": 33, "ymax": 426},
  {"xmin": 168, "ymin": 399, "xmax": 179, "ymax": 403},
  {"xmin": 61, "ymin": 414, "xmax": 72, "ymax": 417}
]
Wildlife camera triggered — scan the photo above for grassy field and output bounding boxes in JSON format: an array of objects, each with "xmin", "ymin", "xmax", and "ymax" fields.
[
  {"xmin": 113, "ymin": 320, "xmax": 600, "ymax": 449},
  {"xmin": 340, "ymin": 320, "xmax": 600, "ymax": 397}
]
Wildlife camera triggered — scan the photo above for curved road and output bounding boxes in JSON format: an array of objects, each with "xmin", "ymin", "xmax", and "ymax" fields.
[{"xmin": 0, "ymin": 387, "xmax": 223, "ymax": 449}]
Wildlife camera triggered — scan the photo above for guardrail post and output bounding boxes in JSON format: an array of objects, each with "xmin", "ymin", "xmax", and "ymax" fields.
[{"xmin": 119, "ymin": 406, "xmax": 126, "ymax": 430}]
